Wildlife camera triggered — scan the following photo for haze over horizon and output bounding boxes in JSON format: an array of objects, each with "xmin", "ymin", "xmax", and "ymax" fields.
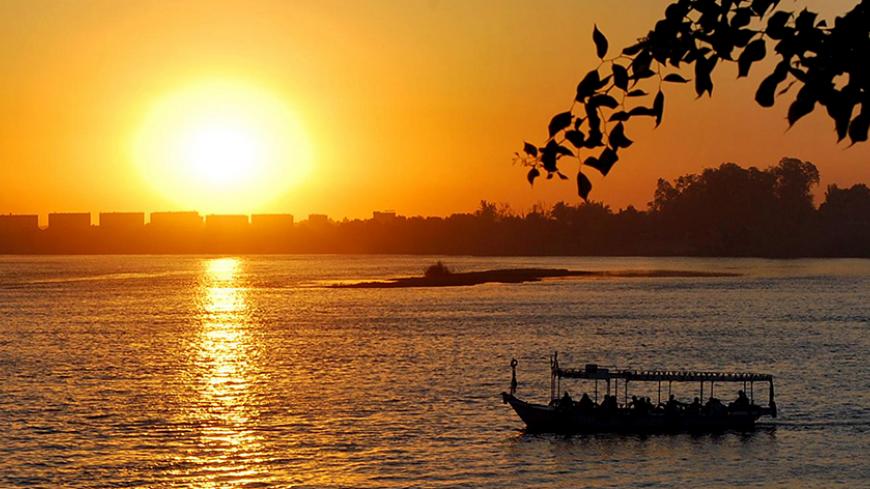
[{"xmin": 1, "ymin": 0, "xmax": 867, "ymax": 221}]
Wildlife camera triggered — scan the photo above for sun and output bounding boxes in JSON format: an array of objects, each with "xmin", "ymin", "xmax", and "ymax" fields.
[{"xmin": 132, "ymin": 80, "xmax": 312, "ymax": 213}]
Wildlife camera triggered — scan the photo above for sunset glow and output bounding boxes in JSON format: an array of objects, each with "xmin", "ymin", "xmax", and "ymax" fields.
[{"xmin": 132, "ymin": 81, "xmax": 312, "ymax": 213}]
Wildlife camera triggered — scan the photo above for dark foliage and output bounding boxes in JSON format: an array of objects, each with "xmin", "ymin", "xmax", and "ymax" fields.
[{"xmin": 516, "ymin": 0, "xmax": 869, "ymax": 199}]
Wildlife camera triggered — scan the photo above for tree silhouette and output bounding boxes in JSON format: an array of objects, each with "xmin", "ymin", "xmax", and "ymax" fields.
[{"xmin": 516, "ymin": 0, "xmax": 869, "ymax": 199}]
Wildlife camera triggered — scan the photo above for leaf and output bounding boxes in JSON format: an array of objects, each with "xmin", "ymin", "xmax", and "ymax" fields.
[
  {"xmin": 653, "ymin": 90, "xmax": 665, "ymax": 127},
  {"xmin": 527, "ymin": 167, "xmax": 540, "ymax": 185},
  {"xmin": 609, "ymin": 111, "xmax": 631, "ymax": 122},
  {"xmin": 593, "ymin": 25, "xmax": 608, "ymax": 59},
  {"xmin": 628, "ymin": 105, "xmax": 655, "ymax": 117},
  {"xmin": 848, "ymin": 110, "xmax": 869, "ymax": 144},
  {"xmin": 737, "ymin": 39, "xmax": 766, "ymax": 78},
  {"xmin": 576, "ymin": 69, "xmax": 601, "ymax": 101},
  {"xmin": 627, "ymin": 89, "xmax": 648, "ymax": 97},
  {"xmin": 766, "ymin": 11, "xmax": 790, "ymax": 39},
  {"xmin": 787, "ymin": 86, "xmax": 815, "ymax": 126},
  {"xmin": 577, "ymin": 171, "xmax": 593, "ymax": 200},
  {"xmin": 557, "ymin": 172, "xmax": 569, "ymax": 180},
  {"xmin": 523, "ymin": 142, "xmax": 538, "ymax": 157},
  {"xmin": 754, "ymin": 62, "xmax": 788, "ymax": 107},
  {"xmin": 589, "ymin": 94, "xmax": 619, "ymax": 109},
  {"xmin": 732, "ymin": 8, "xmax": 752, "ymax": 29},
  {"xmin": 612, "ymin": 64, "xmax": 629, "ymax": 91},
  {"xmin": 663, "ymin": 73, "xmax": 690, "ymax": 83},
  {"xmin": 584, "ymin": 148, "xmax": 618, "ymax": 176},
  {"xmin": 795, "ymin": 9, "xmax": 816, "ymax": 31},
  {"xmin": 548, "ymin": 111, "xmax": 573, "ymax": 138},
  {"xmin": 694, "ymin": 56, "xmax": 714, "ymax": 97},
  {"xmin": 608, "ymin": 122, "xmax": 633, "ymax": 148},
  {"xmin": 564, "ymin": 130, "xmax": 585, "ymax": 148},
  {"xmin": 622, "ymin": 42, "xmax": 644, "ymax": 56},
  {"xmin": 751, "ymin": 0, "xmax": 776, "ymax": 15}
]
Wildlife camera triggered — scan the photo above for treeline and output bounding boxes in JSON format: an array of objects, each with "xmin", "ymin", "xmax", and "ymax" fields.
[{"xmin": 2, "ymin": 158, "xmax": 868, "ymax": 257}]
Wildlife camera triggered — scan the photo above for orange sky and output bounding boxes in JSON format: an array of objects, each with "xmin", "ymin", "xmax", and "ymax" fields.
[{"xmin": 1, "ymin": 0, "xmax": 867, "ymax": 222}]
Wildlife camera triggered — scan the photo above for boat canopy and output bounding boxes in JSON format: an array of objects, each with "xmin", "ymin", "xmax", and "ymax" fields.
[{"xmin": 555, "ymin": 364, "xmax": 773, "ymax": 383}]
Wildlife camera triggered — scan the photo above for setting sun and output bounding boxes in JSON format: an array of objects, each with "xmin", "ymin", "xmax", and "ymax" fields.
[{"xmin": 132, "ymin": 80, "xmax": 312, "ymax": 213}]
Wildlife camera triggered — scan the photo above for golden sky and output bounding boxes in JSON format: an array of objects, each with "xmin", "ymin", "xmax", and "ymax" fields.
[{"xmin": 1, "ymin": 0, "xmax": 867, "ymax": 221}]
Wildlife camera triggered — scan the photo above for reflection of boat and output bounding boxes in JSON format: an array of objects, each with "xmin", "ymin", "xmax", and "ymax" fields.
[{"xmin": 502, "ymin": 354, "xmax": 777, "ymax": 433}]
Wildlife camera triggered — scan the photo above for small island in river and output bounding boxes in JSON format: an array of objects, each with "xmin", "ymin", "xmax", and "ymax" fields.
[{"xmin": 329, "ymin": 262, "xmax": 740, "ymax": 289}]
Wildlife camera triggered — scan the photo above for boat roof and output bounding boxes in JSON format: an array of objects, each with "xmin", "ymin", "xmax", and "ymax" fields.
[{"xmin": 555, "ymin": 366, "xmax": 772, "ymax": 383}]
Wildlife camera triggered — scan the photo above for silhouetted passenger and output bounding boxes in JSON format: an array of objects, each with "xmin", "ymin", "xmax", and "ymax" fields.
[
  {"xmin": 665, "ymin": 394, "xmax": 681, "ymax": 415},
  {"xmin": 559, "ymin": 391, "xmax": 573, "ymax": 409},
  {"xmin": 687, "ymin": 397, "xmax": 701, "ymax": 415},
  {"xmin": 577, "ymin": 393, "xmax": 595, "ymax": 411},
  {"xmin": 601, "ymin": 395, "xmax": 617, "ymax": 412},
  {"xmin": 730, "ymin": 390, "xmax": 750, "ymax": 410},
  {"xmin": 705, "ymin": 397, "xmax": 725, "ymax": 416}
]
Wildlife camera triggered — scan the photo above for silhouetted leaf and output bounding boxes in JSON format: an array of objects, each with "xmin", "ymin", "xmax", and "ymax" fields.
[
  {"xmin": 548, "ymin": 111, "xmax": 573, "ymax": 138},
  {"xmin": 590, "ymin": 94, "xmax": 619, "ymax": 109},
  {"xmin": 653, "ymin": 90, "xmax": 665, "ymax": 127},
  {"xmin": 622, "ymin": 42, "xmax": 644, "ymax": 56},
  {"xmin": 628, "ymin": 105, "xmax": 655, "ymax": 117},
  {"xmin": 564, "ymin": 130, "xmax": 585, "ymax": 148},
  {"xmin": 755, "ymin": 62, "xmax": 788, "ymax": 107},
  {"xmin": 577, "ymin": 171, "xmax": 592, "ymax": 200},
  {"xmin": 527, "ymin": 167, "xmax": 540, "ymax": 185},
  {"xmin": 541, "ymin": 151, "xmax": 557, "ymax": 173},
  {"xmin": 576, "ymin": 70, "xmax": 601, "ymax": 101},
  {"xmin": 584, "ymin": 128, "xmax": 604, "ymax": 148},
  {"xmin": 609, "ymin": 111, "xmax": 631, "ymax": 122},
  {"xmin": 732, "ymin": 8, "xmax": 752, "ymax": 29},
  {"xmin": 627, "ymin": 89, "xmax": 648, "ymax": 97},
  {"xmin": 738, "ymin": 39, "xmax": 766, "ymax": 78},
  {"xmin": 609, "ymin": 122, "xmax": 633, "ymax": 148},
  {"xmin": 557, "ymin": 172, "xmax": 569, "ymax": 180},
  {"xmin": 694, "ymin": 56, "xmax": 714, "ymax": 97},
  {"xmin": 593, "ymin": 25, "xmax": 609, "ymax": 59},
  {"xmin": 825, "ymin": 92, "xmax": 853, "ymax": 141},
  {"xmin": 612, "ymin": 64, "xmax": 629, "ymax": 91},
  {"xmin": 795, "ymin": 9, "xmax": 816, "ymax": 31},
  {"xmin": 585, "ymin": 148, "xmax": 618, "ymax": 176},
  {"xmin": 751, "ymin": 0, "xmax": 777, "ymax": 16},
  {"xmin": 787, "ymin": 86, "xmax": 815, "ymax": 126},
  {"xmin": 663, "ymin": 73, "xmax": 690, "ymax": 83},
  {"xmin": 848, "ymin": 111, "xmax": 869, "ymax": 144},
  {"xmin": 766, "ymin": 11, "xmax": 790, "ymax": 39},
  {"xmin": 523, "ymin": 142, "xmax": 538, "ymax": 157}
]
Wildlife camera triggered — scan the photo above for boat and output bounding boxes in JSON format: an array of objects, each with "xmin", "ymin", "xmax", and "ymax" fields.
[{"xmin": 502, "ymin": 353, "xmax": 777, "ymax": 433}]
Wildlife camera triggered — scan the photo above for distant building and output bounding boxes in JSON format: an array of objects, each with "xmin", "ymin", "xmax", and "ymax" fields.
[
  {"xmin": 48, "ymin": 212, "xmax": 91, "ymax": 231},
  {"xmin": 0, "ymin": 214, "xmax": 39, "ymax": 233},
  {"xmin": 205, "ymin": 214, "xmax": 249, "ymax": 232},
  {"xmin": 150, "ymin": 211, "xmax": 202, "ymax": 229},
  {"xmin": 251, "ymin": 214, "xmax": 294, "ymax": 229},
  {"xmin": 307, "ymin": 214, "xmax": 329, "ymax": 226},
  {"xmin": 373, "ymin": 210, "xmax": 397, "ymax": 223},
  {"xmin": 99, "ymin": 212, "xmax": 145, "ymax": 230}
]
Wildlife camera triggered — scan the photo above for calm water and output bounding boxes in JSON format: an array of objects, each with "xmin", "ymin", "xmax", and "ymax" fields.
[{"xmin": 1, "ymin": 256, "xmax": 868, "ymax": 488}]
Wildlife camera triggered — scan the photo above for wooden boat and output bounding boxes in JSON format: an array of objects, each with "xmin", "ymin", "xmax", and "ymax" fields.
[{"xmin": 502, "ymin": 354, "xmax": 777, "ymax": 433}]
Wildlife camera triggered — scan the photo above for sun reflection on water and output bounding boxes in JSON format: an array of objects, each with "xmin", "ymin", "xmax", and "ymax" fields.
[{"xmin": 188, "ymin": 257, "xmax": 267, "ymax": 486}]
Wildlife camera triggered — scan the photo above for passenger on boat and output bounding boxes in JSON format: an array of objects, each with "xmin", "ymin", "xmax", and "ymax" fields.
[
  {"xmin": 577, "ymin": 393, "xmax": 595, "ymax": 411},
  {"xmin": 559, "ymin": 391, "xmax": 574, "ymax": 409},
  {"xmin": 665, "ymin": 395, "xmax": 682, "ymax": 415},
  {"xmin": 705, "ymin": 397, "xmax": 726, "ymax": 416},
  {"xmin": 601, "ymin": 395, "xmax": 618, "ymax": 412},
  {"xmin": 729, "ymin": 390, "xmax": 750, "ymax": 410},
  {"xmin": 687, "ymin": 397, "xmax": 701, "ymax": 415},
  {"xmin": 629, "ymin": 396, "xmax": 650, "ymax": 414}
]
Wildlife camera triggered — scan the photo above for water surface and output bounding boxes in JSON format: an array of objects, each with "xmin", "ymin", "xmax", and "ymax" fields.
[{"xmin": 1, "ymin": 256, "xmax": 868, "ymax": 487}]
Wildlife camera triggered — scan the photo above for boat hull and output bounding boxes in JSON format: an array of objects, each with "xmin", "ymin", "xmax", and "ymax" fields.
[{"xmin": 502, "ymin": 393, "xmax": 769, "ymax": 433}]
